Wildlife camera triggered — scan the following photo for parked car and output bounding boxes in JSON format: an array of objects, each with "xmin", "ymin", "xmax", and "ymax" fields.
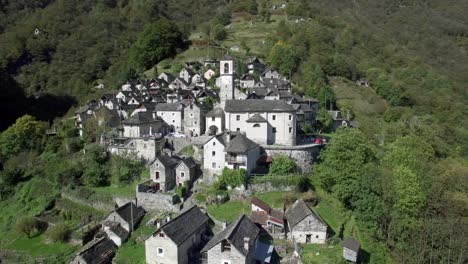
[
  {"xmin": 314, "ymin": 138, "xmax": 322, "ymax": 144},
  {"xmin": 169, "ymin": 132, "xmax": 186, "ymax": 138}
]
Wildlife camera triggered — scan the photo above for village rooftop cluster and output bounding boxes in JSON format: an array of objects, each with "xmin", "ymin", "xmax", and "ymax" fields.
[{"xmin": 71, "ymin": 56, "xmax": 358, "ymax": 264}]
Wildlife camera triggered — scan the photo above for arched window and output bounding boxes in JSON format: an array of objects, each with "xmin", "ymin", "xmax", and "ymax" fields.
[
  {"xmin": 253, "ymin": 124, "xmax": 260, "ymax": 128},
  {"xmin": 224, "ymin": 63, "xmax": 229, "ymax": 74}
]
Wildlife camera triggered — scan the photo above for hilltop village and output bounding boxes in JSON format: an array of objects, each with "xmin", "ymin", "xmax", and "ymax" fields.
[{"xmin": 70, "ymin": 56, "xmax": 355, "ymax": 264}]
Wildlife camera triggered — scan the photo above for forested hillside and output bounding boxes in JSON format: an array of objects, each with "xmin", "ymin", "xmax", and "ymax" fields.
[
  {"xmin": 0, "ymin": 0, "xmax": 226, "ymax": 130},
  {"xmin": 257, "ymin": 1, "xmax": 468, "ymax": 263}
]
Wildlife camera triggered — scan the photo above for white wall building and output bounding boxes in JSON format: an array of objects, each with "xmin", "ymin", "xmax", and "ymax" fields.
[
  {"xmin": 155, "ymin": 103, "xmax": 184, "ymax": 133},
  {"xmin": 224, "ymin": 100, "xmax": 296, "ymax": 146}
]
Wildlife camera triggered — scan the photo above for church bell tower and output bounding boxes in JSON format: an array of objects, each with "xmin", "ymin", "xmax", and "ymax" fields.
[{"xmin": 219, "ymin": 55, "xmax": 235, "ymax": 108}]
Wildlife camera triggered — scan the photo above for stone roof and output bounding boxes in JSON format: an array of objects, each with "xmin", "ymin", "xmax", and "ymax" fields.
[
  {"xmin": 153, "ymin": 206, "xmax": 211, "ymax": 246},
  {"xmin": 154, "ymin": 155, "xmax": 180, "ymax": 168},
  {"xmin": 75, "ymin": 237, "xmax": 117, "ymax": 264},
  {"xmin": 241, "ymin": 74, "xmax": 255, "ymax": 81},
  {"xmin": 75, "ymin": 105, "xmax": 90, "ymax": 114},
  {"xmin": 246, "ymin": 114, "xmax": 268, "ymax": 123},
  {"xmin": 221, "ymin": 54, "xmax": 234, "ymax": 61},
  {"xmin": 206, "ymin": 107, "xmax": 225, "ymax": 117},
  {"xmin": 225, "ymin": 100, "xmax": 295, "ymax": 113},
  {"xmin": 225, "ymin": 133, "xmax": 258, "ymax": 154},
  {"xmin": 109, "ymin": 224, "xmax": 129, "ymax": 240},
  {"xmin": 114, "ymin": 202, "xmax": 145, "ymax": 225},
  {"xmin": 201, "ymin": 215, "xmax": 259, "ymax": 256},
  {"xmin": 155, "ymin": 103, "xmax": 182, "ymax": 112},
  {"xmin": 178, "ymin": 157, "xmax": 197, "ymax": 169},
  {"xmin": 121, "ymin": 112, "xmax": 159, "ymax": 125},
  {"xmin": 285, "ymin": 199, "xmax": 325, "ymax": 229},
  {"xmin": 342, "ymin": 237, "xmax": 360, "ymax": 252}
]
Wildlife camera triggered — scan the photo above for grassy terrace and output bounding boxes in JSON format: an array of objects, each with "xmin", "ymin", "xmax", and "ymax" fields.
[
  {"xmin": 205, "ymin": 188, "xmax": 393, "ymax": 263},
  {"xmin": 114, "ymin": 214, "xmax": 156, "ymax": 264}
]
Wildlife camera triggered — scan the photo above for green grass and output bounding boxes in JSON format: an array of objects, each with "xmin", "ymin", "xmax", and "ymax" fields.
[
  {"xmin": 178, "ymin": 145, "xmax": 195, "ymax": 157},
  {"xmin": 301, "ymin": 243, "xmax": 346, "ymax": 264},
  {"xmin": 301, "ymin": 183, "xmax": 395, "ymax": 263},
  {"xmin": 91, "ymin": 181, "xmax": 139, "ymax": 197},
  {"xmin": 114, "ymin": 240, "xmax": 145, "ymax": 264},
  {"xmin": 114, "ymin": 215, "xmax": 155, "ymax": 264},
  {"xmin": 254, "ymin": 191, "xmax": 293, "ymax": 209},
  {"xmin": 207, "ymin": 200, "xmax": 249, "ymax": 222},
  {"xmin": 4, "ymin": 234, "xmax": 75, "ymax": 257}
]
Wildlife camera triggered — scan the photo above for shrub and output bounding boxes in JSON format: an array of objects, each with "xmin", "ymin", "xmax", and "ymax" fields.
[
  {"xmin": 176, "ymin": 186, "xmax": 187, "ymax": 198},
  {"xmin": 215, "ymin": 168, "xmax": 247, "ymax": 189},
  {"xmin": 296, "ymin": 176, "xmax": 312, "ymax": 192},
  {"xmin": 282, "ymin": 193, "xmax": 296, "ymax": 207},
  {"xmin": 302, "ymin": 190, "xmax": 317, "ymax": 205},
  {"xmin": 15, "ymin": 216, "xmax": 40, "ymax": 237},
  {"xmin": 47, "ymin": 223, "xmax": 70, "ymax": 242},
  {"xmin": 269, "ymin": 155, "xmax": 297, "ymax": 175}
]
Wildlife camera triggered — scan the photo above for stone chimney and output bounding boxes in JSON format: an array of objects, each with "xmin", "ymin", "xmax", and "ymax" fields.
[
  {"xmin": 156, "ymin": 221, "xmax": 160, "ymax": 229},
  {"xmin": 152, "ymin": 112, "xmax": 156, "ymax": 119},
  {"xmin": 225, "ymin": 131, "xmax": 231, "ymax": 143},
  {"xmin": 222, "ymin": 221, "xmax": 228, "ymax": 229},
  {"xmin": 244, "ymin": 237, "xmax": 250, "ymax": 251},
  {"xmin": 166, "ymin": 215, "xmax": 171, "ymax": 222}
]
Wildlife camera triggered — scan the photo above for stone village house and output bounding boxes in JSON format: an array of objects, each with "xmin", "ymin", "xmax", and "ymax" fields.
[
  {"xmin": 145, "ymin": 206, "xmax": 213, "ymax": 264},
  {"xmin": 201, "ymin": 215, "xmax": 279, "ymax": 264},
  {"xmin": 285, "ymin": 199, "xmax": 328, "ymax": 244}
]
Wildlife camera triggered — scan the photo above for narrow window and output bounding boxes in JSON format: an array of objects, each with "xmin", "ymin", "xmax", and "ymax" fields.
[
  {"xmin": 212, "ymin": 162, "xmax": 216, "ymax": 169},
  {"xmin": 272, "ymin": 115, "xmax": 276, "ymax": 120},
  {"xmin": 289, "ymin": 115, "xmax": 292, "ymax": 120},
  {"xmin": 213, "ymin": 142, "xmax": 216, "ymax": 146},
  {"xmin": 289, "ymin": 127, "xmax": 292, "ymax": 133},
  {"xmin": 224, "ymin": 63, "xmax": 229, "ymax": 74},
  {"xmin": 236, "ymin": 115, "xmax": 240, "ymax": 121},
  {"xmin": 236, "ymin": 128, "xmax": 240, "ymax": 132},
  {"xmin": 212, "ymin": 117, "xmax": 215, "ymax": 121},
  {"xmin": 157, "ymin": 248, "xmax": 164, "ymax": 256},
  {"xmin": 253, "ymin": 124, "xmax": 260, "ymax": 128},
  {"xmin": 273, "ymin": 127, "xmax": 277, "ymax": 133},
  {"xmin": 212, "ymin": 151, "xmax": 216, "ymax": 156}
]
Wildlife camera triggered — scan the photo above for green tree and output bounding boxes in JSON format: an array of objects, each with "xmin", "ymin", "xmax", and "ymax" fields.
[
  {"xmin": 110, "ymin": 155, "xmax": 145, "ymax": 185},
  {"xmin": 215, "ymin": 168, "xmax": 247, "ymax": 189},
  {"xmin": 46, "ymin": 223, "xmax": 70, "ymax": 242},
  {"xmin": 0, "ymin": 115, "xmax": 45, "ymax": 159},
  {"xmin": 129, "ymin": 20, "xmax": 184, "ymax": 69},
  {"xmin": 303, "ymin": 64, "xmax": 327, "ymax": 97},
  {"xmin": 393, "ymin": 166, "xmax": 425, "ymax": 218},
  {"xmin": 315, "ymin": 128, "xmax": 375, "ymax": 206},
  {"xmin": 82, "ymin": 163, "xmax": 108, "ymax": 187},
  {"xmin": 268, "ymin": 41, "xmax": 298, "ymax": 76},
  {"xmin": 15, "ymin": 216, "xmax": 40, "ymax": 238},
  {"xmin": 269, "ymin": 155, "xmax": 297, "ymax": 175}
]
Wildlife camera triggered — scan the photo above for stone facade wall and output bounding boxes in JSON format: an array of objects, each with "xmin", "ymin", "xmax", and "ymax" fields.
[
  {"xmin": 248, "ymin": 182, "xmax": 294, "ymax": 193},
  {"xmin": 136, "ymin": 190, "xmax": 180, "ymax": 212},
  {"xmin": 263, "ymin": 145, "xmax": 321, "ymax": 173},
  {"xmin": 207, "ymin": 243, "xmax": 248, "ymax": 264},
  {"xmin": 289, "ymin": 214, "xmax": 327, "ymax": 244}
]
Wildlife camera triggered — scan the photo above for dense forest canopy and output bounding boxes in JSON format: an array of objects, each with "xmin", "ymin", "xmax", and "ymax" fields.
[{"xmin": 0, "ymin": 0, "xmax": 226, "ymax": 130}]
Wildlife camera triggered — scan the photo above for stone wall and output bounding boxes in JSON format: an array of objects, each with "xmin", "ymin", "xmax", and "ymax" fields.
[
  {"xmin": 248, "ymin": 182, "xmax": 294, "ymax": 193},
  {"xmin": 263, "ymin": 145, "xmax": 321, "ymax": 173},
  {"xmin": 136, "ymin": 186, "xmax": 180, "ymax": 212}
]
